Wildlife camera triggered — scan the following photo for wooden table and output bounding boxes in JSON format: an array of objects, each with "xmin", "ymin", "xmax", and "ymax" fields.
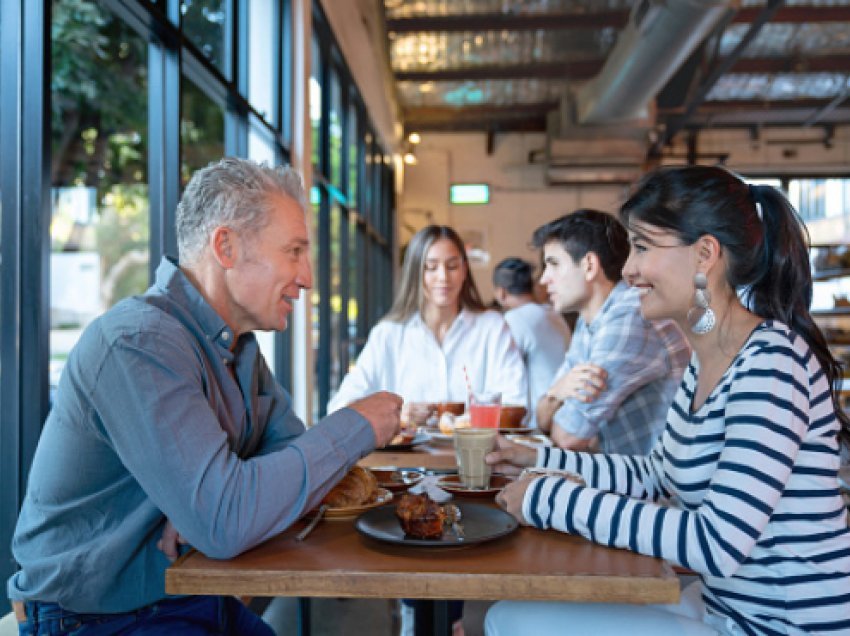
[
  {"xmin": 359, "ymin": 444, "xmax": 456, "ymax": 471},
  {"xmin": 167, "ymin": 443, "xmax": 680, "ymax": 634},
  {"xmin": 167, "ymin": 516, "xmax": 679, "ymax": 603}
]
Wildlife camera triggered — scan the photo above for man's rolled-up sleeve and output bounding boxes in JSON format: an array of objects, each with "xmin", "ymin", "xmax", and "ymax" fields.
[{"xmin": 554, "ymin": 308, "xmax": 669, "ymax": 439}]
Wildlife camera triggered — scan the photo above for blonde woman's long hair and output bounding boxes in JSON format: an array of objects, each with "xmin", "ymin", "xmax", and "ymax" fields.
[{"xmin": 385, "ymin": 225, "xmax": 487, "ymax": 323}]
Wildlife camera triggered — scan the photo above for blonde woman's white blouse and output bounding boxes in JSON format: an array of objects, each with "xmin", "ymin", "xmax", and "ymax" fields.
[{"xmin": 328, "ymin": 309, "xmax": 528, "ymax": 412}]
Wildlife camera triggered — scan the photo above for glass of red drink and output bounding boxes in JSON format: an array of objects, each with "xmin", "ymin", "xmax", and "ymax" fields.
[{"xmin": 468, "ymin": 390, "xmax": 502, "ymax": 428}]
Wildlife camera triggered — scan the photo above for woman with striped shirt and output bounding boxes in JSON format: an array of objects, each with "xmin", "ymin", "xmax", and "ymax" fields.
[{"xmin": 485, "ymin": 166, "xmax": 850, "ymax": 635}]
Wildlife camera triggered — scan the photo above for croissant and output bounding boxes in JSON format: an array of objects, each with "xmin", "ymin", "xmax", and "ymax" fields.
[{"xmin": 321, "ymin": 466, "xmax": 378, "ymax": 508}]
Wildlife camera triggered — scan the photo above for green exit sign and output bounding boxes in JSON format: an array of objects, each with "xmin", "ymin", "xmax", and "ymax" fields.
[{"xmin": 450, "ymin": 183, "xmax": 490, "ymax": 205}]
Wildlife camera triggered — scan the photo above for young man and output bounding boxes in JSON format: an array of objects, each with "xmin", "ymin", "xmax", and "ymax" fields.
[
  {"xmin": 7, "ymin": 158, "xmax": 401, "ymax": 633},
  {"xmin": 534, "ymin": 210, "xmax": 689, "ymax": 454},
  {"xmin": 493, "ymin": 258, "xmax": 571, "ymax": 428}
]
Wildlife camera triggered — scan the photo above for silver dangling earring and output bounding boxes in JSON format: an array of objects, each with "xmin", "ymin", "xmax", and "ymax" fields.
[{"xmin": 687, "ymin": 272, "xmax": 716, "ymax": 335}]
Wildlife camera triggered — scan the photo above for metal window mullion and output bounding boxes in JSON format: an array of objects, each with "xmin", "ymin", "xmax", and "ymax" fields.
[
  {"xmin": 317, "ymin": 191, "xmax": 331, "ymax": 417},
  {"xmin": 19, "ymin": 0, "xmax": 51, "ymax": 477},
  {"xmin": 0, "ymin": 0, "xmax": 25, "ymax": 604},
  {"xmin": 318, "ymin": 35, "xmax": 330, "ymax": 179},
  {"xmin": 280, "ymin": 0, "xmax": 292, "ymax": 145},
  {"xmin": 269, "ymin": 0, "xmax": 281, "ymax": 132},
  {"xmin": 338, "ymin": 205, "xmax": 350, "ymax": 386},
  {"xmin": 0, "ymin": 0, "xmax": 52, "ymax": 597},
  {"xmin": 148, "ymin": 29, "xmax": 181, "ymax": 271}
]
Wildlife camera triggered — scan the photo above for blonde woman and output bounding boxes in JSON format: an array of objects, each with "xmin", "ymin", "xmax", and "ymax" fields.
[{"xmin": 329, "ymin": 225, "xmax": 527, "ymax": 424}]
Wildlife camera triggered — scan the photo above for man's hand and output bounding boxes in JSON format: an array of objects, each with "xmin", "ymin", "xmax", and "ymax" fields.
[
  {"xmin": 484, "ymin": 435, "xmax": 536, "ymax": 476},
  {"xmin": 406, "ymin": 402, "xmax": 435, "ymax": 426},
  {"xmin": 537, "ymin": 363, "xmax": 607, "ymax": 433},
  {"xmin": 495, "ymin": 474, "xmax": 536, "ymax": 524},
  {"xmin": 348, "ymin": 391, "xmax": 403, "ymax": 447},
  {"xmin": 157, "ymin": 519, "xmax": 189, "ymax": 562},
  {"xmin": 549, "ymin": 363, "xmax": 607, "ymax": 403}
]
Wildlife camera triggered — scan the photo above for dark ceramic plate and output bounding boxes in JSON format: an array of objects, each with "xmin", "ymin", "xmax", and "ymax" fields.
[
  {"xmin": 377, "ymin": 433, "xmax": 429, "ymax": 452},
  {"xmin": 355, "ymin": 502, "xmax": 518, "ymax": 547}
]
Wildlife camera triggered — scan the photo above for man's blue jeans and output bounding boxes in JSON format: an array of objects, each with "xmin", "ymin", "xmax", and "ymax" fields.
[{"xmin": 18, "ymin": 595, "xmax": 274, "ymax": 635}]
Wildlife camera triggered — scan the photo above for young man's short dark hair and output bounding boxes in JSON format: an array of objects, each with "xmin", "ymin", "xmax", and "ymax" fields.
[
  {"xmin": 493, "ymin": 258, "xmax": 535, "ymax": 295},
  {"xmin": 531, "ymin": 209, "xmax": 629, "ymax": 282}
]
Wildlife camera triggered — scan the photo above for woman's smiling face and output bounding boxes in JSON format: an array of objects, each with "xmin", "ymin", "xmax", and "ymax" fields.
[
  {"xmin": 622, "ymin": 221, "xmax": 697, "ymax": 324},
  {"xmin": 421, "ymin": 238, "xmax": 466, "ymax": 311}
]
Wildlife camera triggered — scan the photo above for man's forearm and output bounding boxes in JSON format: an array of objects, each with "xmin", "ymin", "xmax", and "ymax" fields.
[{"xmin": 550, "ymin": 425, "xmax": 596, "ymax": 452}]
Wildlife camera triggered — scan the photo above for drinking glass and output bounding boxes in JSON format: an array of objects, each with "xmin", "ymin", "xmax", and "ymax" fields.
[
  {"xmin": 454, "ymin": 427, "xmax": 497, "ymax": 489},
  {"xmin": 468, "ymin": 390, "xmax": 501, "ymax": 429}
]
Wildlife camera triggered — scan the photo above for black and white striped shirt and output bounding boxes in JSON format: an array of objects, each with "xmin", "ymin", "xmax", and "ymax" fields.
[{"xmin": 525, "ymin": 321, "xmax": 850, "ymax": 634}]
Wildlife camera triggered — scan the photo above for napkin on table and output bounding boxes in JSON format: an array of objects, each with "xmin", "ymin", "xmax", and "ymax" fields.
[{"xmin": 407, "ymin": 475, "xmax": 453, "ymax": 503}]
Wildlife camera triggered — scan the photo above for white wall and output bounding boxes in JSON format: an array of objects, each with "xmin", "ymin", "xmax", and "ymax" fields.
[{"xmin": 399, "ymin": 132, "xmax": 628, "ymax": 301}]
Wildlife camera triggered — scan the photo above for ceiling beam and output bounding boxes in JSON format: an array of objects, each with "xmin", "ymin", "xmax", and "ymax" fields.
[
  {"xmin": 386, "ymin": 11, "xmax": 629, "ymax": 33},
  {"xmin": 733, "ymin": 5, "xmax": 850, "ymax": 23},
  {"xmin": 393, "ymin": 53, "xmax": 850, "ymax": 84},
  {"xmin": 403, "ymin": 103, "xmax": 555, "ymax": 132},
  {"xmin": 395, "ymin": 60, "xmax": 602, "ymax": 82},
  {"xmin": 402, "ymin": 98, "xmax": 850, "ymax": 133},
  {"xmin": 660, "ymin": 98, "xmax": 840, "ymax": 115},
  {"xmin": 666, "ymin": 99, "xmax": 850, "ymax": 126},
  {"xmin": 386, "ymin": 6, "xmax": 850, "ymax": 35},
  {"xmin": 730, "ymin": 54, "xmax": 850, "ymax": 74}
]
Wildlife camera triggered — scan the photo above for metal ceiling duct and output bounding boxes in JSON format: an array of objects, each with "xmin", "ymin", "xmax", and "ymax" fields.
[{"xmin": 576, "ymin": 0, "xmax": 738, "ymax": 124}]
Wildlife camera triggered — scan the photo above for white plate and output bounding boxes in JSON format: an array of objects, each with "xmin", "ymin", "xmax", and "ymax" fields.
[
  {"xmin": 424, "ymin": 430, "xmax": 453, "ymax": 444},
  {"xmin": 506, "ymin": 433, "xmax": 552, "ymax": 448}
]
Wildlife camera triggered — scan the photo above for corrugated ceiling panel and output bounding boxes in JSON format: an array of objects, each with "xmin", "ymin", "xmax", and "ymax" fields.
[
  {"xmin": 708, "ymin": 73, "xmax": 850, "ymax": 100},
  {"xmin": 385, "ymin": 0, "xmax": 632, "ymax": 19},
  {"xmin": 389, "ymin": 29, "xmax": 615, "ymax": 70},
  {"xmin": 719, "ymin": 22, "xmax": 850, "ymax": 57},
  {"xmin": 397, "ymin": 78, "xmax": 565, "ymax": 106}
]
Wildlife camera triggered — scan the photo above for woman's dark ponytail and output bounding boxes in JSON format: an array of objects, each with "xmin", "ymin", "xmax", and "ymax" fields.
[{"xmin": 745, "ymin": 185, "xmax": 850, "ymax": 450}]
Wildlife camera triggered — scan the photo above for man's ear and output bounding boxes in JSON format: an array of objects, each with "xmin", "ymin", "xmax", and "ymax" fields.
[
  {"xmin": 582, "ymin": 251, "xmax": 600, "ymax": 282},
  {"xmin": 210, "ymin": 226, "xmax": 238, "ymax": 268}
]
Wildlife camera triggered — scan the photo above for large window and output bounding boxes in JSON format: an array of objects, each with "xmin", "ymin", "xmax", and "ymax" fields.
[
  {"xmin": 181, "ymin": 77, "xmax": 226, "ymax": 182},
  {"xmin": 747, "ymin": 175, "xmax": 850, "ymax": 244},
  {"xmin": 50, "ymin": 0, "xmax": 150, "ymax": 392},
  {"xmin": 312, "ymin": 6, "xmax": 395, "ymax": 419},
  {"xmin": 181, "ymin": 0, "xmax": 229, "ymax": 77}
]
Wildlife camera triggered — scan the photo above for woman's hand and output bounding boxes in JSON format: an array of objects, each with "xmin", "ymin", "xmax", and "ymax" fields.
[
  {"xmin": 495, "ymin": 475, "xmax": 536, "ymax": 525},
  {"xmin": 485, "ymin": 435, "xmax": 536, "ymax": 476}
]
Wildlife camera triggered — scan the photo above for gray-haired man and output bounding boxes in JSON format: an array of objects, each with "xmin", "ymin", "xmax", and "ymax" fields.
[{"xmin": 7, "ymin": 158, "xmax": 401, "ymax": 633}]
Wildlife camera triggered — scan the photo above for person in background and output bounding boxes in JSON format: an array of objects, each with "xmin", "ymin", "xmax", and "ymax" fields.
[
  {"xmin": 534, "ymin": 209, "xmax": 689, "ymax": 454},
  {"xmin": 327, "ymin": 224, "xmax": 526, "ymax": 636},
  {"xmin": 328, "ymin": 224, "xmax": 527, "ymax": 423},
  {"xmin": 7, "ymin": 158, "xmax": 401, "ymax": 634},
  {"xmin": 487, "ymin": 166, "xmax": 850, "ymax": 635},
  {"xmin": 493, "ymin": 257, "xmax": 571, "ymax": 429}
]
